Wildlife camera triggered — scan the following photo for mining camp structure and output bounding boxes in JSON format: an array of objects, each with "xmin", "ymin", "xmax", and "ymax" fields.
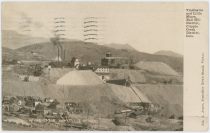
[{"xmin": 101, "ymin": 52, "xmax": 130, "ymax": 68}]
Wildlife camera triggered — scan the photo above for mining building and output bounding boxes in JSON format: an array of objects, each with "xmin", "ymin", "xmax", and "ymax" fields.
[{"xmin": 101, "ymin": 52, "xmax": 129, "ymax": 68}]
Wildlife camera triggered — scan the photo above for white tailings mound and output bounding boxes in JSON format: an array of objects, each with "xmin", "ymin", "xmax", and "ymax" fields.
[
  {"xmin": 56, "ymin": 70, "xmax": 103, "ymax": 86},
  {"xmin": 135, "ymin": 61, "xmax": 179, "ymax": 76}
]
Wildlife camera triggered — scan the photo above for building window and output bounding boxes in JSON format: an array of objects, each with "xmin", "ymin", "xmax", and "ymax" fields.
[{"xmin": 111, "ymin": 59, "xmax": 115, "ymax": 64}]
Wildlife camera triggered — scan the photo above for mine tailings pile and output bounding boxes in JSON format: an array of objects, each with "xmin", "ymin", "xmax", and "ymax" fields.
[
  {"xmin": 108, "ymin": 61, "xmax": 183, "ymax": 117},
  {"xmin": 133, "ymin": 61, "xmax": 183, "ymax": 117},
  {"xmin": 56, "ymin": 70, "xmax": 103, "ymax": 86},
  {"xmin": 135, "ymin": 84, "xmax": 183, "ymax": 117},
  {"xmin": 54, "ymin": 70, "xmax": 154, "ymax": 116},
  {"xmin": 54, "ymin": 70, "xmax": 123, "ymax": 116},
  {"xmin": 134, "ymin": 61, "xmax": 179, "ymax": 76}
]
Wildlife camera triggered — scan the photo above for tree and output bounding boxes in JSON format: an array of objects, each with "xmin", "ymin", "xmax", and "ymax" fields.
[
  {"xmin": 48, "ymin": 99, "xmax": 60, "ymax": 109},
  {"xmin": 33, "ymin": 64, "xmax": 43, "ymax": 76}
]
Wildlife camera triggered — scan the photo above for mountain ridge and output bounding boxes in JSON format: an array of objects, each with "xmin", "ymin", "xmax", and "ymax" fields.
[
  {"xmin": 2, "ymin": 30, "xmax": 183, "ymax": 73},
  {"xmin": 154, "ymin": 50, "xmax": 182, "ymax": 58},
  {"xmin": 104, "ymin": 43, "xmax": 136, "ymax": 51},
  {"xmin": 2, "ymin": 30, "xmax": 49, "ymax": 49}
]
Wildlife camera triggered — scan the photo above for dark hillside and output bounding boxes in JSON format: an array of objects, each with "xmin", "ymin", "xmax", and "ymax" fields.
[{"xmin": 16, "ymin": 41, "xmax": 183, "ymax": 73}]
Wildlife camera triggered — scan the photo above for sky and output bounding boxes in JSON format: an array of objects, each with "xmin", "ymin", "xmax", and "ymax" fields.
[{"xmin": 2, "ymin": 2, "xmax": 184, "ymax": 54}]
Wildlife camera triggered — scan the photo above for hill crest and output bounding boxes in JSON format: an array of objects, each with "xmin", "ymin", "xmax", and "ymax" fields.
[
  {"xmin": 104, "ymin": 43, "xmax": 136, "ymax": 51},
  {"xmin": 2, "ymin": 30, "xmax": 49, "ymax": 49},
  {"xmin": 154, "ymin": 50, "xmax": 182, "ymax": 58}
]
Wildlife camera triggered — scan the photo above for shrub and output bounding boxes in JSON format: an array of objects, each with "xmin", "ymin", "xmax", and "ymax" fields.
[
  {"xmin": 33, "ymin": 65, "xmax": 43, "ymax": 76},
  {"xmin": 169, "ymin": 114, "xmax": 175, "ymax": 119}
]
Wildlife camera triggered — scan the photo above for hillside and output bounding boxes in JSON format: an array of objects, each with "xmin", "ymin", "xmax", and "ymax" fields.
[
  {"xmin": 154, "ymin": 50, "xmax": 182, "ymax": 58},
  {"xmin": 2, "ymin": 66, "xmax": 182, "ymax": 117},
  {"xmin": 105, "ymin": 43, "xmax": 135, "ymax": 51},
  {"xmin": 16, "ymin": 41, "xmax": 183, "ymax": 73},
  {"xmin": 2, "ymin": 46, "xmax": 48, "ymax": 62},
  {"xmin": 109, "ymin": 69, "xmax": 182, "ymax": 84},
  {"xmin": 2, "ymin": 67, "xmax": 182, "ymax": 117},
  {"xmin": 2, "ymin": 30, "xmax": 48, "ymax": 49},
  {"xmin": 2, "ymin": 47, "xmax": 19, "ymax": 60}
]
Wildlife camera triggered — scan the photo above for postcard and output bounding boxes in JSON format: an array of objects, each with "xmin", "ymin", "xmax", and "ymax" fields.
[{"xmin": 1, "ymin": 2, "xmax": 208, "ymax": 131}]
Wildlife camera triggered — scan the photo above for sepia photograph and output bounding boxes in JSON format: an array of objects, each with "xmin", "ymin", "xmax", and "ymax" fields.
[{"xmin": 2, "ymin": 2, "xmax": 201, "ymax": 131}]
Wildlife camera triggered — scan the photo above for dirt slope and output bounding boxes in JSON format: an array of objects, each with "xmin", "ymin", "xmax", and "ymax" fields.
[
  {"xmin": 109, "ymin": 69, "xmax": 182, "ymax": 84},
  {"xmin": 109, "ymin": 69, "xmax": 146, "ymax": 83},
  {"xmin": 135, "ymin": 84, "xmax": 183, "ymax": 117},
  {"xmin": 109, "ymin": 84, "xmax": 141, "ymax": 103},
  {"xmin": 109, "ymin": 84, "xmax": 151, "ymax": 103}
]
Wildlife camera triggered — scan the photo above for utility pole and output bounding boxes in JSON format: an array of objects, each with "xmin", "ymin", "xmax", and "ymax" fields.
[{"xmin": 97, "ymin": 112, "xmax": 100, "ymax": 129}]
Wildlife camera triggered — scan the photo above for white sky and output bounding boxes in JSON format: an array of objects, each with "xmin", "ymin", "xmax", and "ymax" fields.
[{"xmin": 2, "ymin": 2, "xmax": 184, "ymax": 54}]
